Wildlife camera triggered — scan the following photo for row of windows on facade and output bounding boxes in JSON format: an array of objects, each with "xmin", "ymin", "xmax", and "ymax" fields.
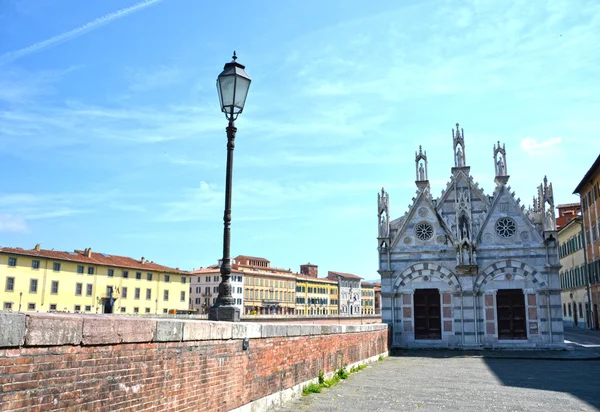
[
  {"xmin": 581, "ymin": 182, "xmax": 600, "ymax": 211},
  {"xmin": 193, "ymin": 297, "xmax": 242, "ymax": 305},
  {"xmin": 588, "ymin": 224, "xmax": 600, "ymax": 245},
  {"xmin": 114, "ymin": 286, "xmax": 185, "ymax": 302},
  {"xmin": 195, "ymin": 275, "xmax": 243, "ymax": 283},
  {"xmin": 1, "ymin": 301, "xmax": 175, "ymax": 315},
  {"xmin": 4, "ymin": 278, "xmax": 184, "ymax": 302},
  {"xmin": 563, "ymin": 301, "xmax": 588, "ymax": 320},
  {"xmin": 560, "ymin": 233, "xmax": 583, "ymax": 258},
  {"xmin": 560, "ymin": 260, "xmax": 600, "ymax": 289},
  {"xmin": 245, "ymin": 289, "xmax": 292, "ymax": 301},
  {"xmin": 6, "ymin": 257, "xmax": 185, "ymax": 283},
  {"xmin": 295, "ymin": 297, "xmax": 338, "ymax": 305},
  {"xmin": 587, "ymin": 260, "xmax": 600, "ymax": 284},
  {"xmin": 5, "ymin": 277, "xmax": 58, "ymax": 294},
  {"xmin": 295, "ymin": 286, "xmax": 337, "ymax": 294},
  {"xmin": 247, "ymin": 278, "xmax": 294, "ymax": 288},
  {"xmin": 560, "ymin": 266, "xmax": 587, "ymax": 290},
  {"xmin": 193, "ymin": 286, "xmax": 242, "ymax": 294}
]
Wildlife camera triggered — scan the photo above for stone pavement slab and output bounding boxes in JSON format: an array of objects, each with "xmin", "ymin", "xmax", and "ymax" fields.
[{"xmin": 274, "ymin": 356, "xmax": 600, "ymax": 412}]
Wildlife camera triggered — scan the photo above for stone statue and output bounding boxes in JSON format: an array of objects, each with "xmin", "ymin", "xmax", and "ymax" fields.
[
  {"xmin": 497, "ymin": 157, "xmax": 506, "ymax": 176},
  {"xmin": 456, "ymin": 147, "xmax": 464, "ymax": 167},
  {"xmin": 418, "ymin": 163, "xmax": 425, "ymax": 181}
]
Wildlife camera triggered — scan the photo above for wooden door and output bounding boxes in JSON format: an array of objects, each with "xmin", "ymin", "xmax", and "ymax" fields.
[
  {"xmin": 414, "ymin": 289, "xmax": 441, "ymax": 339},
  {"xmin": 496, "ymin": 289, "xmax": 526, "ymax": 339}
]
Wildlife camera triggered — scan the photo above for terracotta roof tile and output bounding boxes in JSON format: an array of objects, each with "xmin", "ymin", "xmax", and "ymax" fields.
[
  {"xmin": 328, "ymin": 271, "xmax": 363, "ymax": 280},
  {"xmin": 295, "ymin": 274, "xmax": 337, "ymax": 284},
  {"xmin": 0, "ymin": 247, "xmax": 186, "ymax": 274}
]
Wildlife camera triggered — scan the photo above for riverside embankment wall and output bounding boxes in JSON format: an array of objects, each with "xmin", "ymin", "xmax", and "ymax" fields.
[{"xmin": 0, "ymin": 313, "xmax": 388, "ymax": 411}]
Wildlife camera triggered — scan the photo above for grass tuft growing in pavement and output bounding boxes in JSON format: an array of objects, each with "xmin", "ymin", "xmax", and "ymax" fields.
[{"xmin": 302, "ymin": 363, "xmax": 371, "ymax": 396}]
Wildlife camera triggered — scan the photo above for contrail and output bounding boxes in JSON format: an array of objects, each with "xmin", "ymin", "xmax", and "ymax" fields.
[{"xmin": 0, "ymin": 0, "xmax": 162, "ymax": 66}]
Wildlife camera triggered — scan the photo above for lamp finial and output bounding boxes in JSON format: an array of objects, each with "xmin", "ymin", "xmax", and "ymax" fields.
[{"xmin": 232, "ymin": 51, "xmax": 237, "ymax": 61}]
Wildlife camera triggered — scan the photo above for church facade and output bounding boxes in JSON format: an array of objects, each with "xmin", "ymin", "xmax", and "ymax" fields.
[{"xmin": 378, "ymin": 124, "xmax": 564, "ymax": 348}]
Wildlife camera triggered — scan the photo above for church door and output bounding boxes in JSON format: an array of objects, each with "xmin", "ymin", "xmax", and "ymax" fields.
[
  {"xmin": 496, "ymin": 289, "xmax": 526, "ymax": 339},
  {"xmin": 414, "ymin": 289, "xmax": 441, "ymax": 339}
]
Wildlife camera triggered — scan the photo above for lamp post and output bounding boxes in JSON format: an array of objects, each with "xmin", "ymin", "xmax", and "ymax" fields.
[{"xmin": 209, "ymin": 52, "xmax": 251, "ymax": 322}]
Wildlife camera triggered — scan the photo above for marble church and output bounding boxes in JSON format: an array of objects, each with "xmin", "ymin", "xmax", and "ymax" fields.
[{"xmin": 377, "ymin": 124, "xmax": 564, "ymax": 348}]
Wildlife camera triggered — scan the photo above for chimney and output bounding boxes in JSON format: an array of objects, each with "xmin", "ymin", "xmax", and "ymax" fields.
[
  {"xmin": 141, "ymin": 257, "xmax": 146, "ymax": 264},
  {"xmin": 34, "ymin": 244, "xmax": 41, "ymax": 251},
  {"xmin": 85, "ymin": 248, "xmax": 92, "ymax": 258}
]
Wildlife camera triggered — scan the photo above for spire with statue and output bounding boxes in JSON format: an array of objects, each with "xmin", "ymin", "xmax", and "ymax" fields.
[{"xmin": 415, "ymin": 145, "xmax": 429, "ymax": 191}]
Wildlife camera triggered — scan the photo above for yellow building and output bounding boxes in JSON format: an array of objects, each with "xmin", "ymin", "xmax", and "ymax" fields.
[
  {"xmin": 558, "ymin": 215, "xmax": 589, "ymax": 328},
  {"xmin": 295, "ymin": 275, "xmax": 338, "ymax": 315},
  {"xmin": 0, "ymin": 245, "xmax": 189, "ymax": 315},
  {"xmin": 361, "ymin": 282, "xmax": 375, "ymax": 314},
  {"xmin": 236, "ymin": 256, "xmax": 297, "ymax": 315}
]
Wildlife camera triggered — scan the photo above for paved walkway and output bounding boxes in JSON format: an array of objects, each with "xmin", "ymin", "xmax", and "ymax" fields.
[
  {"xmin": 565, "ymin": 326, "xmax": 600, "ymax": 349},
  {"xmin": 275, "ymin": 329, "xmax": 600, "ymax": 411},
  {"xmin": 275, "ymin": 356, "xmax": 600, "ymax": 412}
]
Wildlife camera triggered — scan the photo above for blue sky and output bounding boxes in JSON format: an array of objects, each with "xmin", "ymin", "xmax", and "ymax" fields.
[{"xmin": 0, "ymin": 0, "xmax": 598, "ymax": 278}]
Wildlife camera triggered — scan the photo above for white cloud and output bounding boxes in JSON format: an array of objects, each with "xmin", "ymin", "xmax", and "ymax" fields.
[
  {"xmin": 0, "ymin": 191, "xmax": 119, "ymax": 221},
  {"xmin": 0, "ymin": 214, "xmax": 29, "ymax": 233},
  {"xmin": 520, "ymin": 137, "xmax": 562, "ymax": 154},
  {"xmin": 0, "ymin": 0, "xmax": 162, "ymax": 66}
]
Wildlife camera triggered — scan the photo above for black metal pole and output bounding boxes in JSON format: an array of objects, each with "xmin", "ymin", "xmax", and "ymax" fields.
[{"xmin": 209, "ymin": 118, "xmax": 240, "ymax": 321}]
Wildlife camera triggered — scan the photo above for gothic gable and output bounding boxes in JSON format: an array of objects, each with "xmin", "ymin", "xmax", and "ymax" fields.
[
  {"xmin": 390, "ymin": 190, "xmax": 454, "ymax": 250},
  {"xmin": 435, "ymin": 171, "xmax": 490, "ymax": 244},
  {"xmin": 476, "ymin": 185, "xmax": 543, "ymax": 247}
]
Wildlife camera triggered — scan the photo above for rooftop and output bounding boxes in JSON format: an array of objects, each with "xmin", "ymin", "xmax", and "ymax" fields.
[
  {"xmin": 573, "ymin": 154, "xmax": 600, "ymax": 194},
  {"xmin": 328, "ymin": 271, "xmax": 363, "ymax": 280},
  {"xmin": 0, "ymin": 246, "xmax": 185, "ymax": 274}
]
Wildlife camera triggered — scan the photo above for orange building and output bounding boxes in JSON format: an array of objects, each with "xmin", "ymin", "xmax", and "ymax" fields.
[
  {"xmin": 556, "ymin": 203, "xmax": 582, "ymax": 230},
  {"xmin": 574, "ymin": 154, "xmax": 600, "ymax": 329}
]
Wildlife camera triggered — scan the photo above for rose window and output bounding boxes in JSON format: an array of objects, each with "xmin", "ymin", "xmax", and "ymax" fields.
[
  {"xmin": 414, "ymin": 222, "xmax": 434, "ymax": 241},
  {"xmin": 495, "ymin": 218, "xmax": 516, "ymax": 238}
]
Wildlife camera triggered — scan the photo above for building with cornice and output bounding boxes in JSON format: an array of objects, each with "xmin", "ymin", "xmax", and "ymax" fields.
[
  {"xmin": 377, "ymin": 124, "xmax": 563, "ymax": 348},
  {"xmin": 573, "ymin": 154, "xmax": 600, "ymax": 330},
  {"xmin": 0, "ymin": 245, "xmax": 189, "ymax": 315}
]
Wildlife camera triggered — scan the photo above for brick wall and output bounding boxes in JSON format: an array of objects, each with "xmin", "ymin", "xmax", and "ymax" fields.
[{"xmin": 0, "ymin": 313, "xmax": 388, "ymax": 411}]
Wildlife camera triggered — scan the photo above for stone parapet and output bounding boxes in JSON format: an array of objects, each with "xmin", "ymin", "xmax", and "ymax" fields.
[
  {"xmin": 0, "ymin": 312, "xmax": 387, "ymax": 348},
  {"xmin": 0, "ymin": 312, "xmax": 388, "ymax": 411}
]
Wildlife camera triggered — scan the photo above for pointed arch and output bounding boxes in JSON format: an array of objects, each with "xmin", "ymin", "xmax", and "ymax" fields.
[
  {"xmin": 474, "ymin": 260, "xmax": 546, "ymax": 292},
  {"xmin": 393, "ymin": 262, "xmax": 462, "ymax": 291}
]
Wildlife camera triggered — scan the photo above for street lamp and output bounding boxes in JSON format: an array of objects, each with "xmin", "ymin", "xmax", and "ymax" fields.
[{"xmin": 209, "ymin": 51, "xmax": 251, "ymax": 322}]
